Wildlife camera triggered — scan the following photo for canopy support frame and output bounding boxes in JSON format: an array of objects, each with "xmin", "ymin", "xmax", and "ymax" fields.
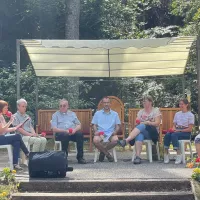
[
  {"xmin": 197, "ymin": 37, "xmax": 200, "ymax": 126},
  {"xmin": 35, "ymin": 77, "xmax": 39, "ymax": 125},
  {"xmin": 16, "ymin": 39, "xmax": 20, "ymax": 100},
  {"xmin": 108, "ymin": 49, "xmax": 110, "ymax": 77},
  {"xmin": 182, "ymin": 75, "xmax": 185, "ymax": 98}
]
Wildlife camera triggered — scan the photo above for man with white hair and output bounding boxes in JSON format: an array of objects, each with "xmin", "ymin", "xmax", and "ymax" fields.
[
  {"xmin": 13, "ymin": 98, "xmax": 47, "ymax": 152},
  {"xmin": 51, "ymin": 99, "xmax": 86, "ymax": 164}
]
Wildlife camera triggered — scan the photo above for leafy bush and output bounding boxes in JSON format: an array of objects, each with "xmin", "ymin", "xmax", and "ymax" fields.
[{"xmin": 0, "ymin": 168, "xmax": 19, "ymax": 200}]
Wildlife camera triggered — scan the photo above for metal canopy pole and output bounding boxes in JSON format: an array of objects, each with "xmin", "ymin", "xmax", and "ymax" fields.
[
  {"xmin": 108, "ymin": 49, "xmax": 110, "ymax": 78},
  {"xmin": 35, "ymin": 77, "xmax": 39, "ymax": 125},
  {"xmin": 16, "ymin": 40, "xmax": 20, "ymax": 100},
  {"xmin": 182, "ymin": 75, "xmax": 185, "ymax": 98},
  {"xmin": 197, "ymin": 37, "xmax": 200, "ymax": 126}
]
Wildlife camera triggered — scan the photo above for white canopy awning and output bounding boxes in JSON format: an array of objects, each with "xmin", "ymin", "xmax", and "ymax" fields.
[{"xmin": 21, "ymin": 36, "xmax": 195, "ymax": 77}]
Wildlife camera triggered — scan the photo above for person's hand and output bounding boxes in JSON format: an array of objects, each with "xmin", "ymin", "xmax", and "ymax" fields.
[
  {"xmin": 71, "ymin": 129, "xmax": 76, "ymax": 135},
  {"xmin": 68, "ymin": 129, "xmax": 76, "ymax": 135},
  {"xmin": 173, "ymin": 129, "xmax": 181, "ymax": 132},
  {"xmin": 10, "ymin": 115, "xmax": 15, "ymax": 123},
  {"xmin": 112, "ymin": 131, "xmax": 117, "ymax": 136},
  {"xmin": 65, "ymin": 129, "xmax": 69, "ymax": 134},
  {"xmin": 94, "ymin": 131, "xmax": 99, "ymax": 136},
  {"xmin": 15, "ymin": 123, "xmax": 23, "ymax": 130},
  {"xmin": 142, "ymin": 121, "xmax": 151, "ymax": 125},
  {"xmin": 33, "ymin": 133, "xmax": 39, "ymax": 137}
]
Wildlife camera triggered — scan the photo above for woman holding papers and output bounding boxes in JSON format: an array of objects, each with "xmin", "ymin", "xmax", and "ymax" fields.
[{"xmin": 0, "ymin": 100, "xmax": 29, "ymax": 170}]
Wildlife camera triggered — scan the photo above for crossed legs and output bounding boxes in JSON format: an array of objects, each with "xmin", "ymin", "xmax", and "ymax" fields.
[{"xmin": 93, "ymin": 135, "xmax": 118, "ymax": 161}]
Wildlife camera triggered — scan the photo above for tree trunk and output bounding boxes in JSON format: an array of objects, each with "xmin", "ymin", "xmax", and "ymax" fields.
[
  {"xmin": 65, "ymin": 0, "xmax": 80, "ymax": 108},
  {"xmin": 65, "ymin": 0, "xmax": 80, "ymax": 39}
]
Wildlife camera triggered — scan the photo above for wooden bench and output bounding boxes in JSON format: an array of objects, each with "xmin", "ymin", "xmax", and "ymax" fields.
[
  {"xmin": 36, "ymin": 109, "xmax": 93, "ymax": 152},
  {"xmin": 128, "ymin": 108, "xmax": 180, "ymax": 143},
  {"xmin": 97, "ymin": 96, "xmax": 125, "ymax": 139}
]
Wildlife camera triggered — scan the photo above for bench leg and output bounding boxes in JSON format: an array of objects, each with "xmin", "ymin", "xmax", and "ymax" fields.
[
  {"xmin": 147, "ymin": 142, "xmax": 152, "ymax": 163},
  {"xmin": 94, "ymin": 148, "xmax": 98, "ymax": 163},
  {"xmin": 7, "ymin": 146, "xmax": 13, "ymax": 170},
  {"xmin": 112, "ymin": 148, "xmax": 117, "ymax": 162},
  {"xmin": 132, "ymin": 147, "xmax": 136, "ymax": 162},
  {"xmin": 180, "ymin": 142, "xmax": 186, "ymax": 164},
  {"xmin": 189, "ymin": 142, "xmax": 193, "ymax": 160},
  {"xmin": 89, "ymin": 140, "xmax": 93, "ymax": 152},
  {"xmin": 156, "ymin": 142, "xmax": 161, "ymax": 161}
]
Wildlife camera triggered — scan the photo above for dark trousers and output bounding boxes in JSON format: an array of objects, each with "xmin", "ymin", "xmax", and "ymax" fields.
[
  {"xmin": 0, "ymin": 134, "xmax": 29, "ymax": 165},
  {"xmin": 164, "ymin": 132, "xmax": 191, "ymax": 150},
  {"xmin": 55, "ymin": 132, "xmax": 84, "ymax": 160}
]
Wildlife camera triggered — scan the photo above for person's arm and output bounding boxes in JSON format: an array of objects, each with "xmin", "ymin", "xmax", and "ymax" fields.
[
  {"xmin": 71, "ymin": 124, "xmax": 81, "ymax": 134},
  {"xmin": 91, "ymin": 112, "xmax": 99, "ymax": 136},
  {"xmin": 0, "ymin": 116, "xmax": 18, "ymax": 134},
  {"xmin": 93, "ymin": 124, "xmax": 99, "ymax": 136},
  {"xmin": 112, "ymin": 124, "xmax": 120, "ymax": 135},
  {"xmin": 0, "ymin": 125, "xmax": 17, "ymax": 134},
  {"xmin": 70, "ymin": 113, "xmax": 81, "ymax": 135},
  {"xmin": 17, "ymin": 127, "xmax": 34, "ymax": 136},
  {"xmin": 172, "ymin": 123, "xmax": 176, "ymax": 131},
  {"xmin": 1, "ymin": 115, "xmax": 14, "ymax": 129},
  {"xmin": 175, "ymin": 124, "xmax": 193, "ymax": 132},
  {"xmin": 52, "ymin": 126, "xmax": 69, "ymax": 133},
  {"xmin": 172, "ymin": 113, "xmax": 178, "ymax": 130},
  {"xmin": 112, "ymin": 113, "xmax": 121, "ymax": 135},
  {"xmin": 144, "ymin": 115, "xmax": 161, "ymax": 127},
  {"xmin": 136, "ymin": 110, "xmax": 142, "ymax": 123}
]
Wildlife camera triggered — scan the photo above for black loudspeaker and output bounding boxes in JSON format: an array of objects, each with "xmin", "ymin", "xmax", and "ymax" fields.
[{"xmin": 28, "ymin": 151, "xmax": 73, "ymax": 178}]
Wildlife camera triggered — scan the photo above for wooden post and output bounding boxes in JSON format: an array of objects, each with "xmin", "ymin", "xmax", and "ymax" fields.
[
  {"xmin": 16, "ymin": 40, "xmax": 20, "ymax": 100},
  {"xmin": 197, "ymin": 37, "xmax": 200, "ymax": 126}
]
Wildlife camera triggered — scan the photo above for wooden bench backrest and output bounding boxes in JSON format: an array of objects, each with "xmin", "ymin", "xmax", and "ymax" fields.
[
  {"xmin": 160, "ymin": 108, "xmax": 180, "ymax": 130},
  {"xmin": 37, "ymin": 109, "xmax": 92, "ymax": 135},
  {"xmin": 128, "ymin": 108, "xmax": 180, "ymax": 132},
  {"xmin": 128, "ymin": 108, "xmax": 140, "ymax": 132},
  {"xmin": 97, "ymin": 96, "xmax": 124, "ymax": 123}
]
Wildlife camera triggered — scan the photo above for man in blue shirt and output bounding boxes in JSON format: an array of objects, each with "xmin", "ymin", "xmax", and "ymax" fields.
[
  {"xmin": 92, "ymin": 97, "xmax": 121, "ymax": 162},
  {"xmin": 51, "ymin": 99, "xmax": 86, "ymax": 164}
]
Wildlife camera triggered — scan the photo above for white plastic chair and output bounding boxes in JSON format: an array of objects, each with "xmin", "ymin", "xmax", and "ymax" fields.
[
  {"xmin": 94, "ymin": 147, "xmax": 117, "ymax": 162},
  {"xmin": 20, "ymin": 141, "xmax": 30, "ymax": 165},
  {"xmin": 179, "ymin": 140, "xmax": 193, "ymax": 164},
  {"xmin": 54, "ymin": 140, "xmax": 77, "ymax": 153},
  {"xmin": 54, "ymin": 141, "xmax": 62, "ymax": 151},
  {"xmin": 0, "ymin": 145, "xmax": 13, "ymax": 170},
  {"xmin": 132, "ymin": 140, "xmax": 160, "ymax": 163}
]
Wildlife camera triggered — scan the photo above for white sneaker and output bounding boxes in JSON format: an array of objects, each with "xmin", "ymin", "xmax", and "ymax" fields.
[
  {"xmin": 164, "ymin": 154, "xmax": 169, "ymax": 164},
  {"xmin": 175, "ymin": 155, "xmax": 182, "ymax": 164}
]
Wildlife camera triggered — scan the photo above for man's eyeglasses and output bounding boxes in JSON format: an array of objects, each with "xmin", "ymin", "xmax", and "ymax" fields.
[{"xmin": 60, "ymin": 104, "xmax": 67, "ymax": 107}]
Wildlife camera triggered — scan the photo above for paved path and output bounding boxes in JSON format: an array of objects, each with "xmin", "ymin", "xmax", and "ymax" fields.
[{"xmin": 0, "ymin": 150, "xmax": 193, "ymax": 181}]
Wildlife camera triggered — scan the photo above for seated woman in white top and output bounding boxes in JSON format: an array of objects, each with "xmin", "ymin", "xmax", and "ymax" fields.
[
  {"xmin": 164, "ymin": 99, "xmax": 194, "ymax": 164},
  {"xmin": 118, "ymin": 95, "xmax": 161, "ymax": 164}
]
